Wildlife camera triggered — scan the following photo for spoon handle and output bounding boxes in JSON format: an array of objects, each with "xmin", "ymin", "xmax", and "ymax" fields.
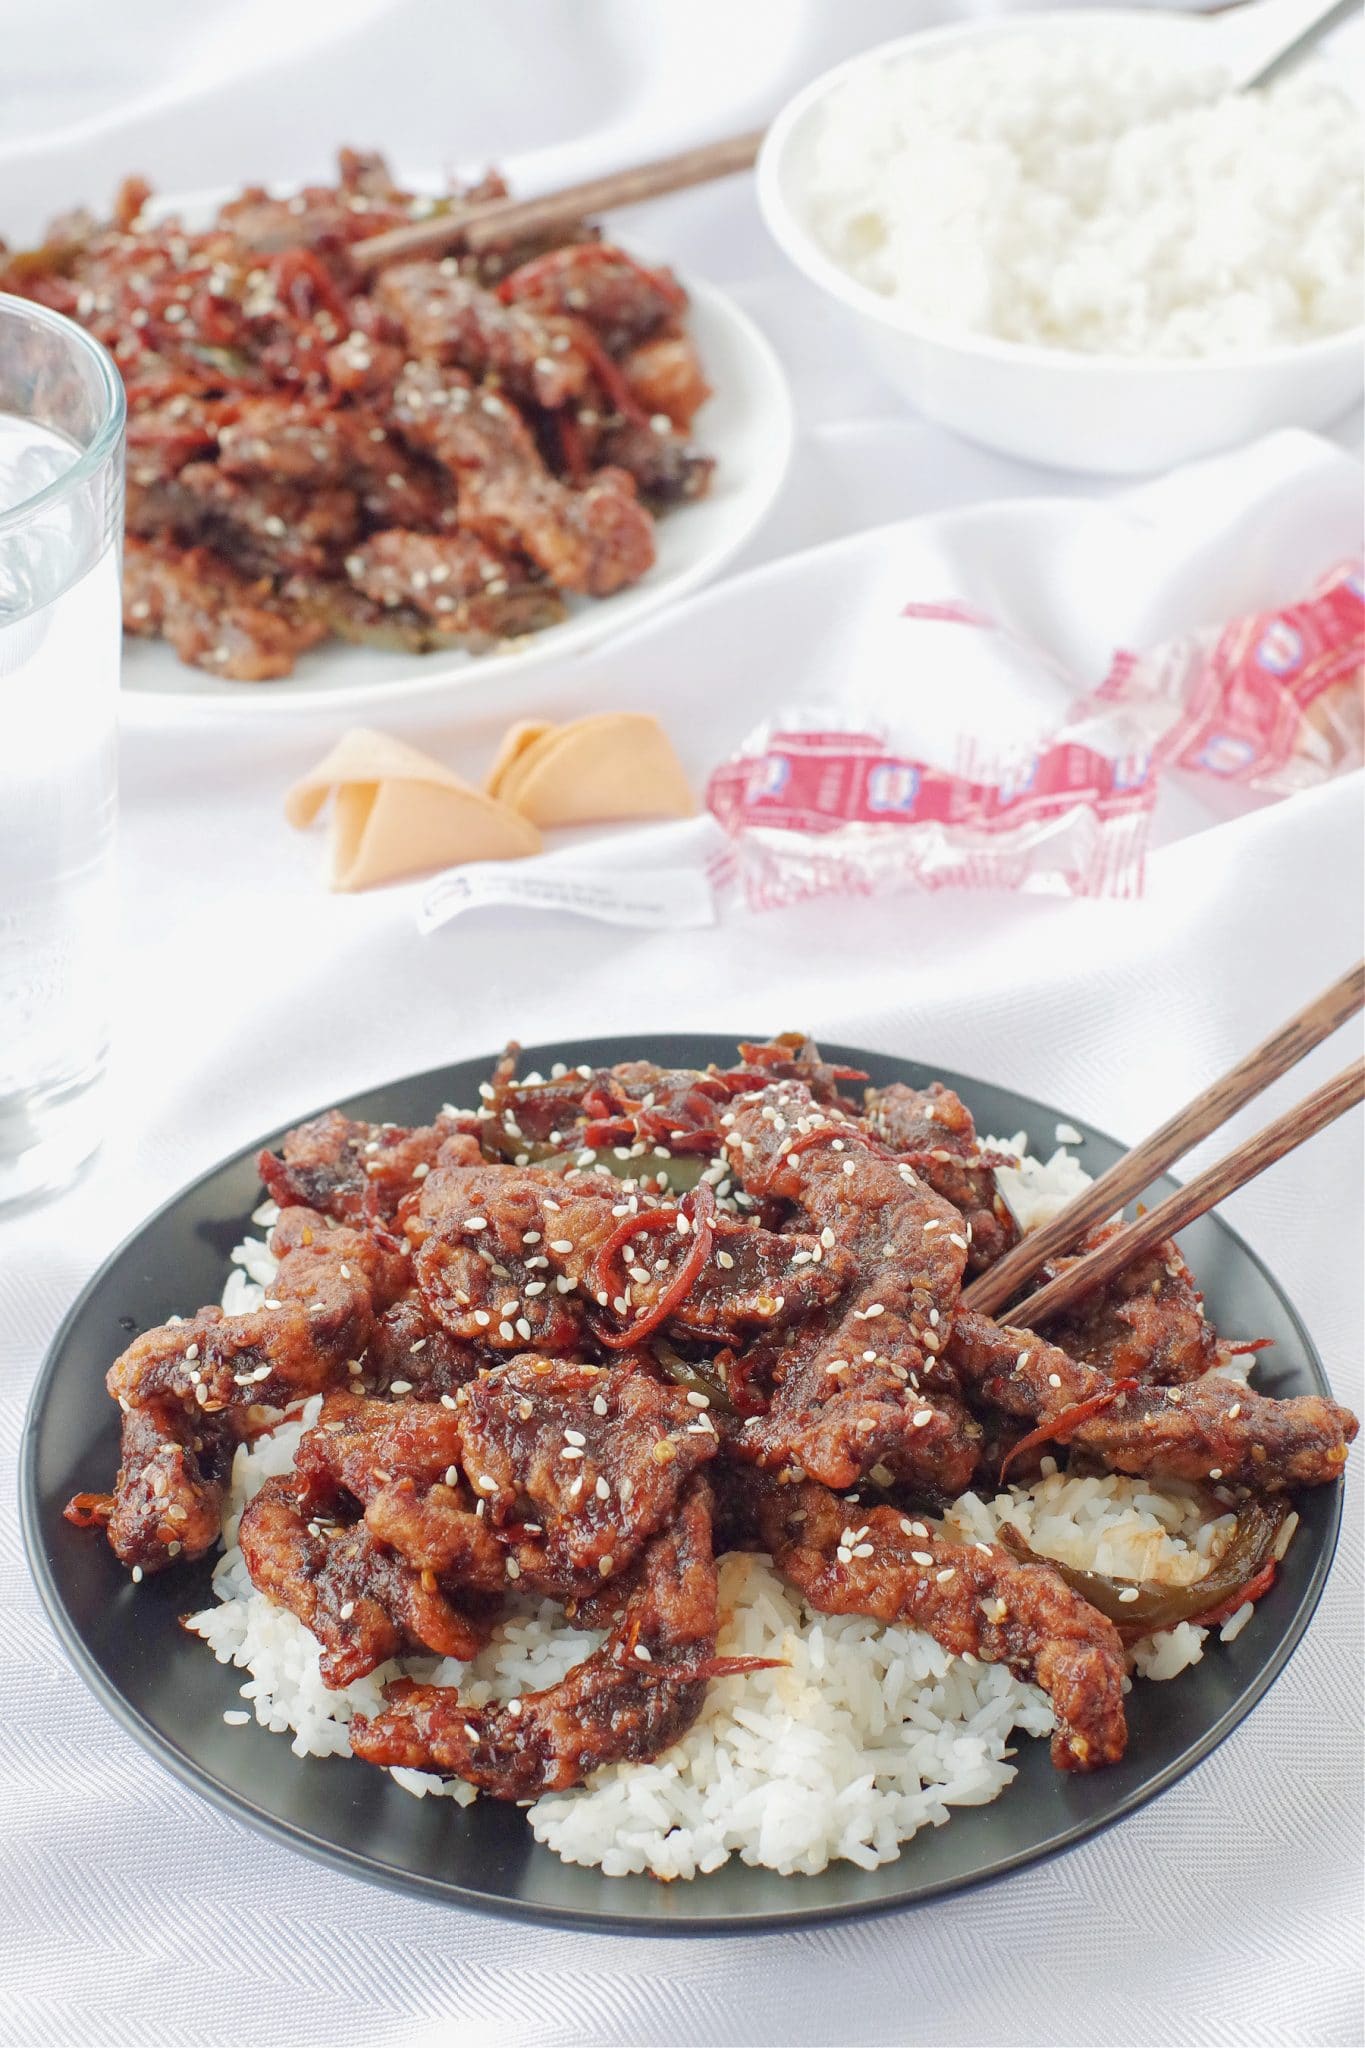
[{"xmin": 1224, "ymin": 0, "xmax": 1361, "ymax": 91}]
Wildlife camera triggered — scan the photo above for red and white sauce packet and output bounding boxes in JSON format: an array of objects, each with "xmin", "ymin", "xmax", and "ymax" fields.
[
  {"xmin": 705, "ymin": 567, "xmax": 1363, "ymax": 910},
  {"xmin": 1085, "ymin": 561, "xmax": 1364, "ymax": 797}
]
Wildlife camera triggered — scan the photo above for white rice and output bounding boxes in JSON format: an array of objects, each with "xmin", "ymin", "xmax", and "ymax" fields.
[
  {"xmin": 801, "ymin": 34, "xmax": 1364, "ymax": 355},
  {"xmin": 185, "ymin": 1133, "xmax": 1270, "ymax": 1878}
]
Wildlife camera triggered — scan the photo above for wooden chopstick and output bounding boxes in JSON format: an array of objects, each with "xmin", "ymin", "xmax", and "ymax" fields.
[
  {"xmin": 1004, "ymin": 1060, "xmax": 1365, "ymax": 1330},
  {"xmin": 352, "ymin": 129, "xmax": 765, "ymax": 273},
  {"xmin": 961, "ymin": 960, "xmax": 1365, "ymax": 1317}
]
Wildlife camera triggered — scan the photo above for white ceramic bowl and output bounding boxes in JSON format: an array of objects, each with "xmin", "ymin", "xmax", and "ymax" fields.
[{"xmin": 757, "ymin": 9, "xmax": 1365, "ymax": 475}]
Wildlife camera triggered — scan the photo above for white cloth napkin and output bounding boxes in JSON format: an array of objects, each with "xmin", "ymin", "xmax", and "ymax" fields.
[{"xmin": 1, "ymin": 7, "xmax": 1362, "ymax": 2046}]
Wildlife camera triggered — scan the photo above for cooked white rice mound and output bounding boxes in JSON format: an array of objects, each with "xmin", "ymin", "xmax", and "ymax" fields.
[
  {"xmin": 802, "ymin": 35, "xmax": 1364, "ymax": 355},
  {"xmin": 186, "ymin": 1132, "xmax": 1263, "ymax": 1877}
]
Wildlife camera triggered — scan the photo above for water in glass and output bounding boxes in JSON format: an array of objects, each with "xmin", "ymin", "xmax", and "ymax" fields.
[{"xmin": 0, "ymin": 409, "xmax": 121, "ymax": 1205}]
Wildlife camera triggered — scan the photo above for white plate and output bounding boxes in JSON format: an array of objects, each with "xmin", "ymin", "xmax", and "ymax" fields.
[{"xmin": 121, "ymin": 275, "xmax": 792, "ymax": 720}]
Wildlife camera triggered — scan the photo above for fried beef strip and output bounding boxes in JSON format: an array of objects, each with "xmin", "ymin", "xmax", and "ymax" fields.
[
  {"xmin": 1031, "ymin": 1231, "xmax": 1224, "ymax": 1386},
  {"xmin": 376, "ymin": 263, "xmax": 590, "ymax": 409},
  {"xmin": 391, "ymin": 358, "xmax": 655, "ymax": 596},
  {"xmin": 411, "ymin": 1160, "xmax": 850, "ymax": 1354},
  {"xmin": 362, "ymin": 1293, "xmax": 484, "ymax": 1398},
  {"xmin": 342, "ymin": 528, "xmax": 539, "ymax": 620},
  {"xmin": 454, "ymin": 1357, "xmax": 718, "ymax": 1592},
  {"xmin": 497, "ymin": 244, "xmax": 688, "ymax": 354},
  {"xmin": 122, "ymin": 535, "xmax": 327, "ymax": 682},
  {"xmin": 864, "ymin": 1080, "xmax": 1020, "ymax": 1273},
  {"xmin": 745, "ymin": 1472, "xmax": 1127, "ymax": 1771},
  {"xmin": 106, "ymin": 1217, "xmax": 406, "ymax": 1414},
  {"xmin": 350, "ymin": 1480, "xmax": 734, "ymax": 1793},
  {"xmin": 238, "ymin": 1475, "xmax": 485, "ymax": 1684},
  {"xmin": 619, "ymin": 332, "xmax": 711, "ymax": 430},
  {"xmin": 256, "ymin": 1108, "xmax": 480, "ymax": 1223},
  {"xmin": 596, "ymin": 420, "xmax": 715, "ymax": 509},
  {"xmin": 65, "ymin": 1400, "xmax": 235, "ymax": 1575},
  {"xmin": 722, "ymin": 1082, "xmax": 981, "ymax": 1494},
  {"xmin": 292, "ymin": 1389, "xmax": 506, "ymax": 1588},
  {"xmin": 950, "ymin": 1309, "xmax": 1358, "ymax": 1491}
]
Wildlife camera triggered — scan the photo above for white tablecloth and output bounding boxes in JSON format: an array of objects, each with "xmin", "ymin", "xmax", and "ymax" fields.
[{"xmin": 2, "ymin": 8, "xmax": 1362, "ymax": 2044}]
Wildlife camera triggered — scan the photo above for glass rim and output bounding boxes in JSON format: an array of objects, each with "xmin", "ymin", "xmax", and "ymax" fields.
[{"xmin": 0, "ymin": 290, "xmax": 126, "ymax": 539}]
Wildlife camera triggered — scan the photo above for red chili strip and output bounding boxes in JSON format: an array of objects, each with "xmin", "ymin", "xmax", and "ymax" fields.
[
  {"xmin": 999, "ymin": 1377, "xmax": 1140, "ymax": 1483},
  {"xmin": 588, "ymin": 1201, "xmax": 681, "ymax": 1307},
  {"xmin": 569, "ymin": 320, "xmax": 650, "ymax": 428},
  {"xmin": 63, "ymin": 1492, "xmax": 114, "ymax": 1529},
  {"xmin": 588, "ymin": 1184, "xmax": 715, "ymax": 1350},
  {"xmin": 1187, "ymin": 1559, "xmax": 1277, "ymax": 1631},
  {"xmin": 557, "ymin": 408, "xmax": 588, "ymax": 484}
]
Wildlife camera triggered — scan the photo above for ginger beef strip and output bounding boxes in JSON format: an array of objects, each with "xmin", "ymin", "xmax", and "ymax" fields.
[
  {"xmin": 350, "ymin": 1480, "xmax": 746, "ymax": 1794},
  {"xmin": 747, "ymin": 1472, "xmax": 1127, "ymax": 1771},
  {"xmin": 65, "ymin": 1400, "xmax": 235, "ymax": 1576},
  {"xmin": 1030, "ymin": 1230, "xmax": 1225, "ymax": 1386},
  {"xmin": 722, "ymin": 1082, "xmax": 980, "ymax": 1494},
  {"xmin": 950, "ymin": 1309, "xmax": 1358, "ymax": 1491},
  {"xmin": 375, "ymin": 262, "xmax": 590, "ymax": 409},
  {"xmin": 238, "ymin": 1476, "xmax": 485, "ymax": 1684},
  {"xmin": 390, "ymin": 358, "xmax": 655, "ymax": 597},
  {"xmin": 864, "ymin": 1079, "xmax": 1020, "ymax": 1273},
  {"xmin": 453, "ymin": 1356, "xmax": 719, "ymax": 1593}
]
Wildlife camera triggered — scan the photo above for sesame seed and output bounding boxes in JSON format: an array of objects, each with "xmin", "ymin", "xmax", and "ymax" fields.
[
  {"xmin": 223, "ymin": 1710, "xmax": 250, "ymax": 1726},
  {"xmin": 499, "ymin": 1321, "xmax": 515, "ymax": 1341},
  {"xmin": 339, "ymin": 1601, "xmax": 356, "ymax": 1620},
  {"xmin": 1118, "ymin": 1587, "xmax": 1140, "ymax": 1604},
  {"xmin": 685, "ymin": 1391, "xmax": 710, "ymax": 1409},
  {"xmin": 131, "ymin": 1566, "xmax": 143, "ymax": 1583},
  {"xmin": 389, "ymin": 1379, "xmax": 413, "ymax": 1395},
  {"xmin": 592, "ymin": 1395, "xmax": 608, "ymax": 1416},
  {"xmin": 911, "ymin": 1550, "xmax": 934, "ymax": 1567},
  {"xmin": 549, "ymin": 1240, "xmax": 573, "ymax": 1255},
  {"xmin": 464, "ymin": 1217, "xmax": 488, "ymax": 1232},
  {"xmin": 561, "ymin": 1446, "xmax": 584, "ymax": 1461},
  {"xmin": 633, "ymin": 1643, "xmax": 652, "ymax": 1663},
  {"xmin": 506, "ymin": 1558, "xmax": 521, "ymax": 1580},
  {"xmin": 852, "ymin": 1542, "xmax": 874, "ymax": 1559},
  {"xmin": 564, "ymin": 1429, "xmax": 586, "ymax": 1445},
  {"xmin": 912, "ymin": 1409, "xmax": 934, "ymax": 1428},
  {"xmin": 1048, "ymin": 1372, "xmax": 1062, "ymax": 1389},
  {"xmin": 595, "ymin": 1476, "xmax": 610, "ymax": 1500}
]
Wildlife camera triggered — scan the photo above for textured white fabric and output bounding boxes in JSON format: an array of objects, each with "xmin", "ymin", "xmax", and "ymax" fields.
[{"xmin": 2, "ymin": 7, "xmax": 1363, "ymax": 2046}]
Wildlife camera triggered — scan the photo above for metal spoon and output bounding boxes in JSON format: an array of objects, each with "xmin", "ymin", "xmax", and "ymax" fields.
[{"xmin": 1224, "ymin": 0, "xmax": 1362, "ymax": 91}]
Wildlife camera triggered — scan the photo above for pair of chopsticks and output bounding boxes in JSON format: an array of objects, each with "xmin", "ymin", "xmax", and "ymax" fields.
[
  {"xmin": 962, "ymin": 963, "xmax": 1365, "ymax": 1329},
  {"xmin": 352, "ymin": 132, "xmax": 764, "ymax": 272}
]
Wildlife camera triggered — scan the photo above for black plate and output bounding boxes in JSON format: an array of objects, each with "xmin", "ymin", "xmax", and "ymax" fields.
[{"xmin": 21, "ymin": 1035, "xmax": 1346, "ymax": 1932}]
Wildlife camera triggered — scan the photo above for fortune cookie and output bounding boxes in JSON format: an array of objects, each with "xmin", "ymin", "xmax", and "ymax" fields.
[
  {"xmin": 286, "ymin": 726, "xmax": 540, "ymax": 890},
  {"xmin": 484, "ymin": 719, "xmax": 556, "ymax": 803},
  {"xmin": 485, "ymin": 712, "xmax": 694, "ymax": 828}
]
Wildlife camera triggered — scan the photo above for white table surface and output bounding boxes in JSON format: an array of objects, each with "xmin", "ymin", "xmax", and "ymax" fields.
[{"xmin": 2, "ymin": 6, "xmax": 1362, "ymax": 2044}]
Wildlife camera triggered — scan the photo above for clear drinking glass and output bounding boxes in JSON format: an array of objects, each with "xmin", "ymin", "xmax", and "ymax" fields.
[{"xmin": 0, "ymin": 294, "xmax": 125, "ymax": 1209}]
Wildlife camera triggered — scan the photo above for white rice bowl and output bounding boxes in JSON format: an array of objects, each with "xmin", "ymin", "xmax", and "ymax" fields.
[{"xmin": 188, "ymin": 1140, "xmax": 1273, "ymax": 1878}]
